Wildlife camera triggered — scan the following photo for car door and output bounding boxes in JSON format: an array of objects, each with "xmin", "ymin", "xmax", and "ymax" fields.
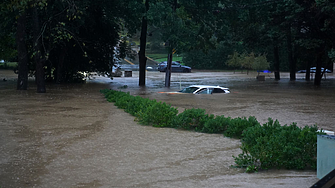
[{"xmin": 171, "ymin": 62, "xmax": 182, "ymax": 72}]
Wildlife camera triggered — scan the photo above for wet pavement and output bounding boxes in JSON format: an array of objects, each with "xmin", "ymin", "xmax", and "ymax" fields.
[{"xmin": 1, "ymin": 69, "xmax": 333, "ymax": 187}]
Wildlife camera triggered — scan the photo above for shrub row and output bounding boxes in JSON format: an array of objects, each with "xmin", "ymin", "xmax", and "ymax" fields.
[
  {"xmin": 234, "ymin": 118, "xmax": 324, "ymax": 172},
  {"xmin": 101, "ymin": 89, "xmax": 257, "ymax": 137},
  {"xmin": 100, "ymin": 89, "xmax": 325, "ymax": 172}
]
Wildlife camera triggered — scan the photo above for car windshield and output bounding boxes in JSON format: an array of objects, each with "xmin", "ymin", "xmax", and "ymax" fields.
[
  {"xmin": 160, "ymin": 61, "xmax": 179, "ymax": 65},
  {"xmin": 179, "ymin": 87, "xmax": 199, "ymax": 93}
]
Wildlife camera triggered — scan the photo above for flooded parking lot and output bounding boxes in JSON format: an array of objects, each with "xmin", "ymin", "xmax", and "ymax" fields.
[
  {"xmin": 0, "ymin": 70, "xmax": 333, "ymax": 187},
  {"xmin": 109, "ymin": 70, "xmax": 335, "ymax": 131}
]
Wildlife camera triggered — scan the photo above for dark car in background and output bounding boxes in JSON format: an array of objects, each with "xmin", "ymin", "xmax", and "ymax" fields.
[{"xmin": 157, "ymin": 61, "xmax": 191, "ymax": 73}]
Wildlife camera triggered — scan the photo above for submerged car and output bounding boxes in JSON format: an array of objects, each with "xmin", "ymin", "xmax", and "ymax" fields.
[
  {"xmin": 178, "ymin": 85, "xmax": 230, "ymax": 94},
  {"xmin": 157, "ymin": 61, "xmax": 191, "ymax": 73}
]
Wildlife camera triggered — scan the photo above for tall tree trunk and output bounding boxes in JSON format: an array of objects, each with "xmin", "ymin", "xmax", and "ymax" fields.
[
  {"xmin": 287, "ymin": 26, "xmax": 296, "ymax": 81},
  {"xmin": 273, "ymin": 39, "xmax": 280, "ymax": 80},
  {"xmin": 139, "ymin": 0, "xmax": 149, "ymax": 86},
  {"xmin": 56, "ymin": 46, "xmax": 67, "ymax": 84},
  {"xmin": 305, "ymin": 60, "xmax": 311, "ymax": 81},
  {"xmin": 33, "ymin": 6, "xmax": 46, "ymax": 93},
  {"xmin": 165, "ymin": 0, "xmax": 177, "ymax": 87},
  {"xmin": 16, "ymin": 12, "xmax": 28, "ymax": 90},
  {"xmin": 314, "ymin": 52, "xmax": 323, "ymax": 86},
  {"xmin": 165, "ymin": 53, "xmax": 172, "ymax": 87}
]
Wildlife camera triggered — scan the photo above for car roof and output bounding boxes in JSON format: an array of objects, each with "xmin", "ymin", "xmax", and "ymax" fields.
[
  {"xmin": 160, "ymin": 61, "xmax": 179, "ymax": 63},
  {"xmin": 188, "ymin": 85, "xmax": 229, "ymax": 90}
]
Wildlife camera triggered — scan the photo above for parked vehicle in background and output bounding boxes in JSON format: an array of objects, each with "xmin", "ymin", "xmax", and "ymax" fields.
[
  {"xmin": 310, "ymin": 67, "xmax": 332, "ymax": 73},
  {"xmin": 157, "ymin": 61, "xmax": 191, "ymax": 73},
  {"xmin": 297, "ymin": 67, "xmax": 332, "ymax": 73}
]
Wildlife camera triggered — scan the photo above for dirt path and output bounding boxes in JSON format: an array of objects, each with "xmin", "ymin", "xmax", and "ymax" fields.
[{"xmin": 0, "ymin": 70, "xmax": 327, "ymax": 187}]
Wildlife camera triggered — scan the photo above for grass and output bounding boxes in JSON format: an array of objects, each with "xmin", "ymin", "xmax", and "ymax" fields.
[
  {"xmin": 0, "ymin": 62, "xmax": 17, "ymax": 69},
  {"xmin": 147, "ymin": 54, "xmax": 183, "ymax": 64}
]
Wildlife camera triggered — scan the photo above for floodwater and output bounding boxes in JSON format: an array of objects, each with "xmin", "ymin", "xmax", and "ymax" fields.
[
  {"xmin": 1, "ymin": 69, "xmax": 333, "ymax": 188},
  {"xmin": 109, "ymin": 71, "xmax": 335, "ymax": 130}
]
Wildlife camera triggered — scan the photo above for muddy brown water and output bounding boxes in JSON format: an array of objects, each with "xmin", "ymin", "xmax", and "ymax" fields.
[{"xmin": 1, "ymin": 69, "xmax": 333, "ymax": 188}]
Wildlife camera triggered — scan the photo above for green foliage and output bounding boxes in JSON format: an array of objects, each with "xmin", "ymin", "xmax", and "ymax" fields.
[
  {"xmin": 100, "ymin": 89, "xmax": 178, "ymax": 128},
  {"xmin": 173, "ymin": 108, "xmax": 209, "ymax": 131},
  {"xmin": 233, "ymin": 118, "xmax": 325, "ymax": 171},
  {"xmin": 226, "ymin": 52, "xmax": 269, "ymax": 72},
  {"xmin": 101, "ymin": 89, "xmax": 323, "ymax": 173},
  {"xmin": 252, "ymin": 54, "xmax": 269, "ymax": 71},
  {"xmin": 242, "ymin": 52, "xmax": 255, "ymax": 71},
  {"xmin": 1, "ymin": 0, "xmax": 142, "ymax": 85},
  {"xmin": 182, "ymin": 40, "xmax": 239, "ymax": 70},
  {"xmin": 226, "ymin": 51, "xmax": 244, "ymax": 70},
  {"xmin": 0, "ymin": 62, "xmax": 17, "ymax": 69},
  {"xmin": 137, "ymin": 102, "xmax": 178, "ymax": 128},
  {"xmin": 201, "ymin": 115, "xmax": 230, "ymax": 134},
  {"xmin": 224, "ymin": 116, "xmax": 260, "ymax": 139},
  {"xmin": 0, "ymin": 34, "xmax": 17, "ymax": 62}
]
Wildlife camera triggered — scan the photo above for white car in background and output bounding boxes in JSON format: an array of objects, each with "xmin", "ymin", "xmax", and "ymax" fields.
[{"xmin": 178, "ymin": 85, "xmax": 230, "ymax": 94}]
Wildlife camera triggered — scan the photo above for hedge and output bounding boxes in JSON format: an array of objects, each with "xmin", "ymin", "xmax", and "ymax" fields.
[{"xmin": 101, "ymin": 89, "xmax": 325, "ymax": 172}]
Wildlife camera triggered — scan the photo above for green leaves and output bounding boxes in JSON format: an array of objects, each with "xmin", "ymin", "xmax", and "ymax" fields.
[
  {"xmin": 173, "ymin": 108, "xmax": 209, "ymax": 130},
  {"xmin": 101, "ymin": 89, "xmax": 259, "ymax": 135},
  {"xmin": 226, "ymin": 51, "xmax": 269, "ymax": 72},
  {"xmin": 226, "ymin": 51, "xmax": 244, "ymax": 69},
  {"xmin": 101, "ymin": 89, "xmax": 324, "ymax": 173},
  {"xmin": 252, "ymin": 53, "xmax": 269, "ymax": 71},
  {"xmin": 233, "ymin": 118, "xmax": 325, "ymax": 172}
]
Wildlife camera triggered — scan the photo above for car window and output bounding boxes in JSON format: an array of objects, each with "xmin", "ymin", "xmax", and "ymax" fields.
[
  {"xmin": 212, "ymin": 88, "xmax": 225, "ymax": 93},
  {"xmin": 179, "ymin": 87, "xmax": 199, "ymax": 93},
  {"xmin": 172, "ymin": 62, "xmax": 179, "ymax": 66},
  {"xmin": 197, "ymin": 88, "xmax": 213, "ymax": 94}
]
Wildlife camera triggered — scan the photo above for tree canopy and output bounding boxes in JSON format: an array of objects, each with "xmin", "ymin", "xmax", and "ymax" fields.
[
  {"xmin": 1, "ymin": 0, "xmax": 335, "ymax": 90},
  {"xmin": 1, "ymin": 0, "xmax": 142, "ymax": 92}
]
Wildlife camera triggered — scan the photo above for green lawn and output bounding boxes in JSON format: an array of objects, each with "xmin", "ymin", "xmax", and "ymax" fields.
[
  {"xmin": 0, "ymin": 62, "xmax": 17, "ymax": 69},
  {"xmin": 147, "ymin": 54, "xmax": 183, "ymax": 63}
]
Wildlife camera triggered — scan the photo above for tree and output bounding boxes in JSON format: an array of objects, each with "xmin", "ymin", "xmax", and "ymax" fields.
[
  {"xmin": 139, "ymin": 0, "xmax": 149, "ymax": 86},
  {"xmin": 16, "ymin": 11, "xmax": 28, "ymax": 90},
  {"xmin": 1, "ymin": 0, "xmax": 141, "ymax": 92},
  {"xmin": 252, "ymin": 54, "xmax": 269, "ymax": 75},
  {"xmin": 226, "ymin": 51, "xmax": 243, "ymax": 73}
]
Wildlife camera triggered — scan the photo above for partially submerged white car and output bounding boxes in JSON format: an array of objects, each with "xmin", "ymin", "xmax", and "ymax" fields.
[{"xmin": 178, "ymin": 85, "xmax": 230, "ymax": 94}]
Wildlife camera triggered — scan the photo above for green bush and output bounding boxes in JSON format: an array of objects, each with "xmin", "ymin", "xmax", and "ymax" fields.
[
  {"xmin": 137, "ymin": 102, "xmax": 178, "ymax": 127},
  {"xmin": 173, "ymin": 108, "xmax": 209, "ymax": 131},
  {"xmin": 201, "ymin": 115, "xmax": 230, "ymax": 133},
  {"xmin": 101, "ymin": 89, "xmax": 323, "ymax": 173},
  {"xmin": 101, "ymin": 89, "xmax": 177, "ymax": 128},
  {"xmin": 125, "ymin": 96, "xmax": 156, "ymax": 116},
  {"xmin": 233, "ymin": 118, "xmax": 325, "ymax": 172},
  {"xmin": 224, "ymin": 116, "xmax": 259, "ymax": 138}
]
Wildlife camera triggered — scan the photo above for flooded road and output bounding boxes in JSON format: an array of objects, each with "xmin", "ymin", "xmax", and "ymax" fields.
[{"xmin": 1, "ymin": 69, "xmax": 333, "ymax": 187}]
